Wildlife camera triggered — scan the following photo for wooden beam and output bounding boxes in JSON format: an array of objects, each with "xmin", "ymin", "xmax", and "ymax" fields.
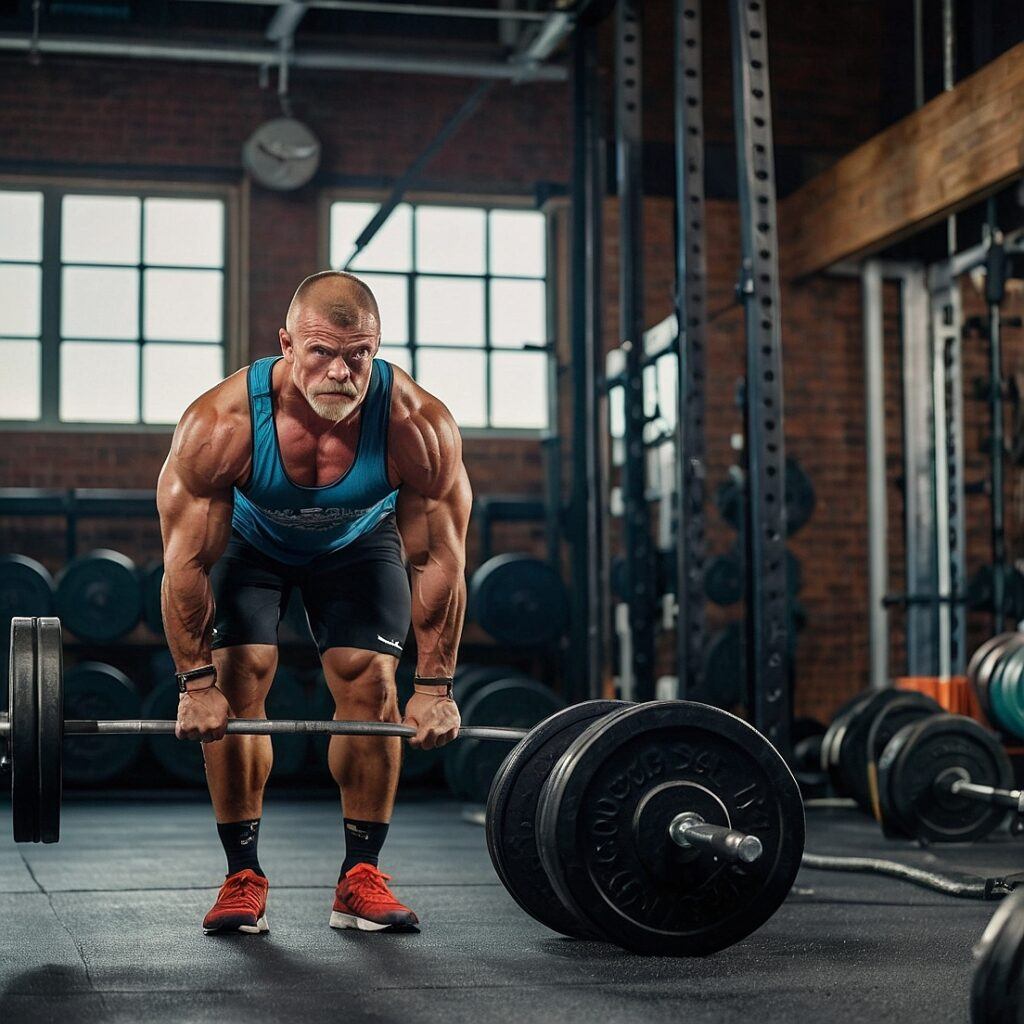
[{"xmin": 780, "ymin": 41, "xmax": 1024, "ymax": 279}]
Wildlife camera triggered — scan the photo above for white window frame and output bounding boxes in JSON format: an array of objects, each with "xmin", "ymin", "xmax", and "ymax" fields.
[
  {"xmin": 0, "ymin": 174, "xmax": 244, "ymax": 433},
  {"xmin": 319, "ymin": 188, "xmax": 554, "ymax": 438}
]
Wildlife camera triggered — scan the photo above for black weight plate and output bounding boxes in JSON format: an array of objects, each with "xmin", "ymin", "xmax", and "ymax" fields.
[
  {"xmin": 143, "ymin": 679, "xmax": 208, "ymax": 785},
  {"xmin": 140, "ymin": 561, "xmax": 164, "ymax": 635},
  {"xmin": 36, "ymin": 618, "xmax": 64, "ymax": 844},
  {"xmin": 445, "ymin": 678, "xmax": 565, "ymax": 802},
  {"xmin": 704, "ymin": 552, "xmax": 743, "ymax": 607},
  {"xmin": 536, "ymin": 701, "xmax": 806, "ymax": 956},
  {"xmin": 266, "ymin": 665, "xmax": 309, "ymax": 778},
  {"xmin": 63, "ymin": 662, "xmax": 142, "ymax": 786},
  {"xmin": 971, "ymin": 887, "xmax": 1024, "ymax": 1024},
  {"xmin": 470, "ymin": 554, "xmax": 569, "ymax": 647},
  {"xmin": 714, "ymin": 478, "xmax": 743, "ymax": 532},
  {"xmin": 486, "ymin": 700, "xmax": 627, "ymax": 940},
  {"xmin": 9, "ymin": 618, "xmax": 40, "ymax": 842},
  {"xmin": 55, "ymin": 549, "xmax": 142, "ymax": 643},
  {"xmin": 791, "ymin": 716, "xmax": 828, "ymax": 793},
  {"xmin": 863, "ymin": 693, "xmax": 942, "ymax": 821},
  {"xmin": 784, "ymin": 457, "xmax": 816, "ymax": 536},
  {"xmin": 882, "ymin": 713, "xmax": 1014, "ymax": 843},
  {"xmin": 150, "ymin": 648, "xmax": 176, "ymax": 686},
  {"xmin": 0, "ymin": 555, "xmax": 55, "ymax": 636},
  {"xmin": 714, "ymin": 458, "xmax": 816, "ymax": 537},
  {"xmin": 820, "ymin": 691, "xmax": 872, "ymax": 791},
  {"xmin": 446, "ymin": 738, "xmax": 493, "ymax": 804},
  {"xmin": 695, "ymin": 622, "xmax": 743, "ymax": 708},
  {"xmin": 453, "ymin": 664, "xmax": 523, "ymax": 708},
  {"xmin": 837, "ymin": 689, "xmax": 925, "ymax": 814}
]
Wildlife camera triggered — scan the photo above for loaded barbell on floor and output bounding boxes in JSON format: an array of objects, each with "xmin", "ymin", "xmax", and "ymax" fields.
[
  {"xmin": 4, "ymin": 617, "xmax": 805, "ymax": 957},
  {"xmin": 819, "ymin": 685, "xmax": 1022, "ymax": 843}
]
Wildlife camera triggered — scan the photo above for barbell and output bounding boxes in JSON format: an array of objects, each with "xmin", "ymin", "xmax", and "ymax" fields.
[
  {"xmin": 819, "ymin": 684, "xmax": 1022, "ymax": 843},
  {"xmin": 3, "ymin": 616, "xmax": 806, "ymax": 957}
]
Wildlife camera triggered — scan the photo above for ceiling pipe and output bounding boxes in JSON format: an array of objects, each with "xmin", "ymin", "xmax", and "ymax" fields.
[{"xmin": 0, "ymin": 32, "xmax": 569, "ymax": 79}]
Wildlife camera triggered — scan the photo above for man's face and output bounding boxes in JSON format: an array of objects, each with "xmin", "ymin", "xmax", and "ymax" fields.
[{"xmin": 281, "ymin": 312, "xmax": 380, "ymax": 423}]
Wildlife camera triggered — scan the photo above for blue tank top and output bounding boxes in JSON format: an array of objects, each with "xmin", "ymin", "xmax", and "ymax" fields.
[{"xmin": 231, "ymin": 356, "xmax": 398, "ymax": 565}]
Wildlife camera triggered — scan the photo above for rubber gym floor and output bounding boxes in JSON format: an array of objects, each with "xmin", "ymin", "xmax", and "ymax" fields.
[{"xmin": 0, "ymin": 793, "xmax": 1014, "ymax": 1024}]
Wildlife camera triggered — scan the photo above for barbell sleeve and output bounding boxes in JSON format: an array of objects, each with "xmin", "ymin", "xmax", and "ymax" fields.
[
  {"xmin": 947, "ymin": 777, "xmax": 1024, "ymax": 815},
  {"xmin": 668, "ymin": 811, "xmax": 764, "ymax": 864}
]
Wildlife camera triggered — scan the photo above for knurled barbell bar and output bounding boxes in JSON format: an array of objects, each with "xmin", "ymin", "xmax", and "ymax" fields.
[{"xmin": 5, "ymin": 617, "xmax": 805, "ymax": 956}]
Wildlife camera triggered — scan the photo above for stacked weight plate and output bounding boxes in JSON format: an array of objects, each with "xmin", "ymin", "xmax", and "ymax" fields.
[
  {"xmin": 968, "ymin": 633, "xmax": 1024, "ymax": 740},
  {"xmin": 486, "ymin": 700, "xmax": 805, "ymax": 955}
]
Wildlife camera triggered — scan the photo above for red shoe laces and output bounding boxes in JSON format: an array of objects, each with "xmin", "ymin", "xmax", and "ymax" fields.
[
  {"xmin": 345, "ymin": 866, "xmax": 403, "ymax": 907},
  {"xmin": 218, "ymin": 873, "xmax": 264, "ymax": 912}
]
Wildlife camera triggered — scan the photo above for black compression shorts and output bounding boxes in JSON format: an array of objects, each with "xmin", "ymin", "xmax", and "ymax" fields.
[{"xmin": 209, "ymin": 515, "xmax": 412, "ymax": 658}]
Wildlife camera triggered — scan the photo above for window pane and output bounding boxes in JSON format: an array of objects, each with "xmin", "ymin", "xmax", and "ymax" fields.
[
  {"xmin": 655, "ymin": 352, "xmax": 678, "ymax": 432},
  {"xmin": 144, "ymin": 268, "xmax": 222, "ymax": 342},
  {"xmin": 415, "ymin": 206, "xmax": 485, "ymax": 274},
  {"xmin": 490, "ymin": 279, "xmax": 546, "ymax": 349},
  {"xmin": 489, "ymin": 210, "xmax": 545, "ymax": 277},
  {"xmin": 0, "ymin": 340, "xmax": 41, "ymax": 419},
  {"xmin": 416, "ymin": 277, "xmax": 484, "ymax": 346},
  {"xmin": 62, "ymin": 267, "xmax": 138, "ymax": 339},
  {"xmin": 609, "ymin": 384, "xmax": 625, "ymax": 439},
  {"xmin": 643, "ymin": 363, "xmax": 659, "ymax": 419},
  {"xmin": 62, "ymin": 195, "xmax": 140, "ymax": 266},
  {"xmin": 144, "ymin": 198, "xmax": 224, "ymax": 267},
  {"xmin": 0, "ymin": 264, "xmax": 41, "ymax": 336},
  {"xmin": 330, "ymin": 201, "xmax": 412, "ymax": 272},
  {"xmin": 0, "ymin": 191, "xmax": 43, "ymax": 261},
  {"xmin": 143, "ymin": 343, "xmax": 223, "ymax": 423},
  {"xmin": 416, "ymin": 348, "xmax": 485, "ymax": 428},
  {"xmin": 490, "ymin": 351, "xmax": 547, "ymax": 429},
  {"xmin": 60, "ymin": 341, "xmax": 139, "ymax": 422},
  {"xmin": 358, "ymin": 273, "xmax": 407, "ymax": 344},
  {"xmin": 379, "ymin": 346, "xmax": 410, "ymax": 373}
]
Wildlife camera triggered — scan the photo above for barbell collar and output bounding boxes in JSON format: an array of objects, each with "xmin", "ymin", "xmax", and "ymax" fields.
[
  {"xmin": 947, "ymin": 775, "xmax": 1024, "ymax": 814},
  {"xmin": 667, "ymin": 811, "xmax": 764, "ymax": 865}
]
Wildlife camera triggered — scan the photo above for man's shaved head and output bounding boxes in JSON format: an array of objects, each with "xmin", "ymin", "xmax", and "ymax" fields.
[{"xmin": 286, "ymin": 271, "xmax": 381, "ymax": 337}]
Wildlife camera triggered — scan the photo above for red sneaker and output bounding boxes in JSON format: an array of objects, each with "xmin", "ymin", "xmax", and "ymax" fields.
[
  {"xmin": 202, "ymin": 869, "xmax": 269, "ymax": 934},
  {"xmin": 330, "ymin": 864, "xmax": 420, "ymax": 932}
]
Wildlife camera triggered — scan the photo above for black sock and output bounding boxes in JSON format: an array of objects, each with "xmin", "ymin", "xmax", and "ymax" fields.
[
  {"xmin": 217, "ymin": 819, "xmax": 265, "ymax": 878},
  {"xmin": 340, "ymin": 818, "xmax": 390, "ymax": 879}
]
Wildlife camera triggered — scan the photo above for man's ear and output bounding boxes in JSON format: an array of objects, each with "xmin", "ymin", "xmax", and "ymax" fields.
[{"xmin": 280, "ymin": 328, "xmax": 295, "ymax": 362}]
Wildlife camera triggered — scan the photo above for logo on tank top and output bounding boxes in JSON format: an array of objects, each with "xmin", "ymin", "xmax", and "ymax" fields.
[{"xmin": 254, "ymin": 504, "xmax": 379, "ymax": 531}]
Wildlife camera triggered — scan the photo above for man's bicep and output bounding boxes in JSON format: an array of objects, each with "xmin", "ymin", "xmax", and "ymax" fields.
[
  {"xmin": 157, "ymin": 456, "xmax": 234, "ymax": 571},
  {"xmin": 397, "ymin": 465, "xmax": 471, "ymax": 565}
]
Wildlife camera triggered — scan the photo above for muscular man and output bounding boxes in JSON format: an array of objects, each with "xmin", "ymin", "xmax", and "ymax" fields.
[{"xmin": 156, "ymin": 270, "xmax": 471, "ymax": 935}]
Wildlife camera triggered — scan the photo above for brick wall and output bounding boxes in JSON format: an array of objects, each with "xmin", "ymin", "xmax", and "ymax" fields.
[{"xmin": 8, "ymin": 3, "xmax": 996, "ymax": 724}]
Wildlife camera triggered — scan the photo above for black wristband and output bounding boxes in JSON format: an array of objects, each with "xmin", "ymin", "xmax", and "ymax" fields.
[
  {"xmin": 176, "ymin": 664, "xmax": 218, "ymax": 693},
  {"xmin": 414, "ymin": 677, "xmax": 454, "ymax": 698}
]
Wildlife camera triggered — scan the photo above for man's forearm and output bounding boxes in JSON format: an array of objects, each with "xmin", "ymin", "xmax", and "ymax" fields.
[
  {"xmin": 161, "ymin": 563, "xmax": 217, "ymax": 672},
  {"xmin": 410, "ymin": 558, "xmax": 466, "ymax": 679}
]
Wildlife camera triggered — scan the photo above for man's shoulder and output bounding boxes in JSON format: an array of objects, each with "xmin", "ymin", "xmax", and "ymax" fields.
[
  {"xmin": 169, "ymin": 366, "xmax": 253, "ymax": 488},
  {"xmin": 387, "ymin": 362, "xmax": 455, "ymax": 436},
  {"xmin": 385, "ymin": 362, "xmax": 462, "ymax": 497}
]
